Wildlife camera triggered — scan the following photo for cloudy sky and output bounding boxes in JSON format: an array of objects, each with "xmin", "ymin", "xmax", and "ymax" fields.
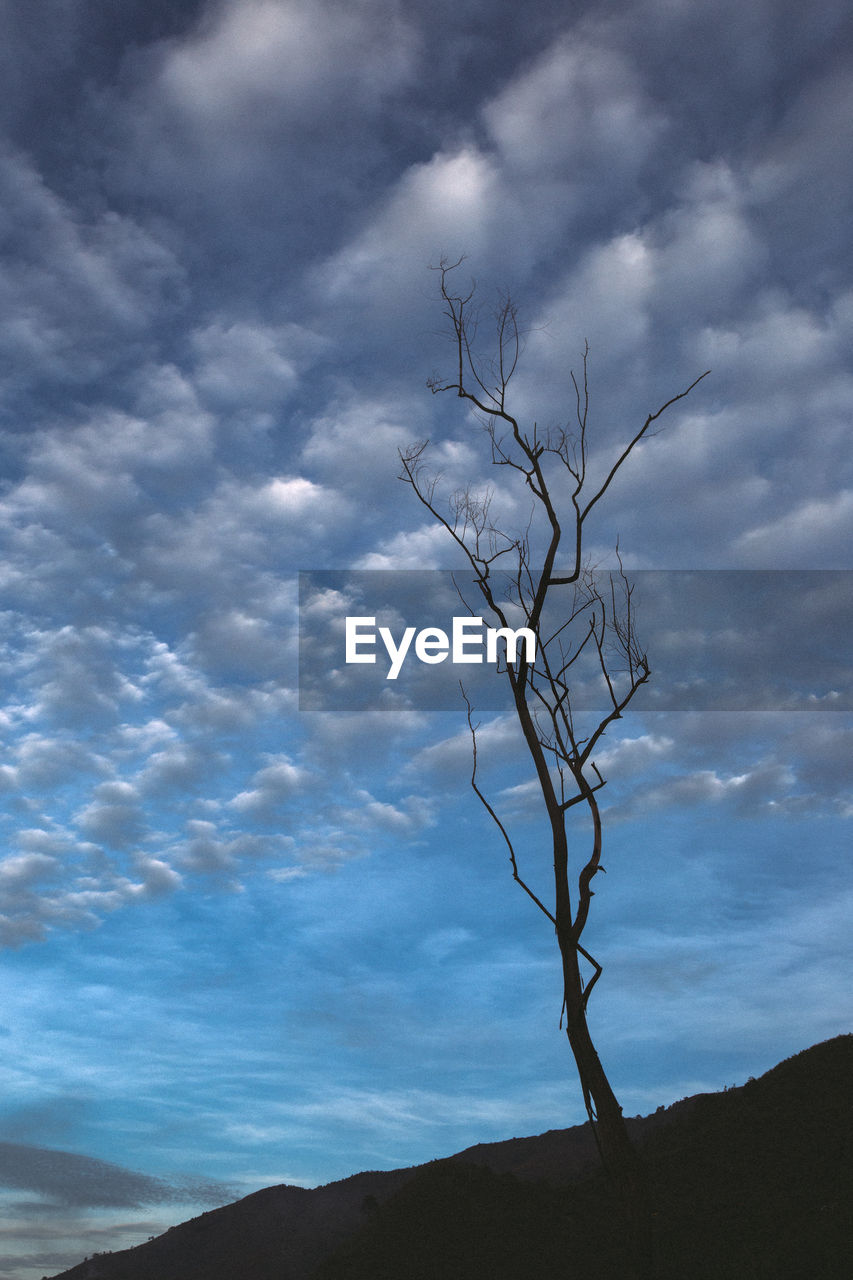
[{"xmin": 1, "ymin": 0, "xmax": 851, "ymax": 1275}]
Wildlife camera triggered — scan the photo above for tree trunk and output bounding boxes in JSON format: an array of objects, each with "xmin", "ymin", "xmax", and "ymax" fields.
[
  {"xmin": 561, "ymin": 946, "xmax": 655, "ymax": 1280},
  {"xmin": 512, "ymin": 685, "xmax": 656, "ymax": 1275}
]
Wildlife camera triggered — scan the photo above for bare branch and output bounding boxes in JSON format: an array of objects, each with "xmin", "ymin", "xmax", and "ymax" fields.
[
  {"xmin": 579, "ymin": 369, "xmax": 711, "ymax": 524},
  {"xmin": 462, "ymin": 687, "xmax": 556, "ymax": 927}
]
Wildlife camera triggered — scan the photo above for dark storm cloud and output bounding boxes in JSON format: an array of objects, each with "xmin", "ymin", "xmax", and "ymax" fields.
[
  {"xmin": 0, "ymin": 2, "xmax": 208, "ymax": 144},
  {"xmin": 0, "ymin": 0, "xmax": 589, "ymax": 302},
  {"xmin": 0, "ymin": 1141, "xmax": 230, "ymax": 1209},
  {"xmin": 0, "ymin": 146, "xmax": 186, "ymax": 428}
]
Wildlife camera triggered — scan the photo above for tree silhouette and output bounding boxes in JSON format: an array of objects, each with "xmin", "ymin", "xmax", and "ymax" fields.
[{"xmin": 400, "ymin": 259, "xmax": 709, "ymax": 1278}]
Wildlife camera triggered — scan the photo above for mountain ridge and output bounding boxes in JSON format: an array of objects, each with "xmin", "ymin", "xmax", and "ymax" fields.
[{"xmin": 47, "ymin": 1034, "xmax": 853, "ymax": 1280}]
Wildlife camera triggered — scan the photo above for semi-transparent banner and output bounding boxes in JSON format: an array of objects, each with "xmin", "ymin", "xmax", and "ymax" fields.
[{"xmin": 298, "ymin": 570, "xmax": 853, "ymax": 713}]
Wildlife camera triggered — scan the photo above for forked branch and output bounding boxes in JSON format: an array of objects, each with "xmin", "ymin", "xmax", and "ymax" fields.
[{"xmin": 462, "ymin": 686, "xmax": 556, "ymax": 927}]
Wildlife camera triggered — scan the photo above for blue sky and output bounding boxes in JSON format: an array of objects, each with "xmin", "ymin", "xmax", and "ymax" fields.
[{"xmin": 1, "ymin": 1, "xmax": 852, "ymax": 1275}]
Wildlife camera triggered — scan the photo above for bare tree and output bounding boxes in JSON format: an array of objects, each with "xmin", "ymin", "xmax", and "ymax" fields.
[{"xmin": 400, "ymin": 259, "xmax": 709, "ymax": 1279}]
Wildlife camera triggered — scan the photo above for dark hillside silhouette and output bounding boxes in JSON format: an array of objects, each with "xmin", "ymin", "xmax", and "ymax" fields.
[{"xmin": 48, "ymin": 1035, "xmax": 852, "ymax": 1280}]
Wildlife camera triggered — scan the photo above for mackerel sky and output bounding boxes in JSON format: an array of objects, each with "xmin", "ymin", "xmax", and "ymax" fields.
[{"xmin": 1, "ymin": 1, "xmax": 852, "ymax": 1276}]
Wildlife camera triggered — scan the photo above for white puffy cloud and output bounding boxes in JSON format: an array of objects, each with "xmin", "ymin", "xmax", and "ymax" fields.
[
  {"xmin": 153, "ymin": 0, "xmax": 417, "ymax": 123},
  {"xmin": 75, "ymin": 785, "xmax": 145, "ymax": 850},
  {"xmin": 175, "ymin": 818, "xmax": 290, "ymax": 874},
  {"xmin": 0, "ymin": 852, "xmax": 59, "ymax": 892},
  {"xmin": 314, "ymin": 147, "xmax": 503, "ymax": 308},
  {"xmin": 301, "ymin": 394, "xmax": 424, "ymax": 497},
  {"xmin": 230, "ymin": 755, "xmax": 310, "ymax": 816},
  {"xmin": 734, "ymin": 490, "xmax": 853, "ymax": 566},
  {"xmin": 0, "ymin": 822, "xmax": 187, "ymax": 946},
  {"xmin": 190, "ymin": 318, "xmax": 328, "ymax": 413},
  {"xmin": 12, "ymin": 734, "xmax": 108, "ymax": 790},
  {"xmin": 332, "ymin": 789, "xmax": 435, "ymax": 836},
  {"xmin": 356, "ymin": 520, "xmax": 468, "ymax": 571}
]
